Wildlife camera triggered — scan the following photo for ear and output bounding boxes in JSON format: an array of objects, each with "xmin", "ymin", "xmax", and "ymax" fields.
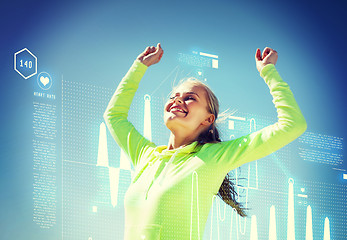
[{"xmin": 202, "ymin": 113, "xmax": 215, "ymax": 126}]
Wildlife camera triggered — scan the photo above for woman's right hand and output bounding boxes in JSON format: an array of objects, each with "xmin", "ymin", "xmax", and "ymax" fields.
[
  {"xmin": 255, "ymin": 47, "xmax": 278, "ymax": 73},
  {"xmin": 137, "ymin": 43, "xmax": 164, "ymax": 67}
]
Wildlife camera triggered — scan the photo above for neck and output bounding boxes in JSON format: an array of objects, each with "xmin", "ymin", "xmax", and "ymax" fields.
[{"xmin": 167, "ymin": 131, "xmax": 198, "ymax": 150}]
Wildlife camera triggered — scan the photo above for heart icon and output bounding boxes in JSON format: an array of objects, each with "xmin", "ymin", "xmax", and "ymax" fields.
[{"xmin": 40, "ymin": 76, "xmax": 50, "ymax": 86}]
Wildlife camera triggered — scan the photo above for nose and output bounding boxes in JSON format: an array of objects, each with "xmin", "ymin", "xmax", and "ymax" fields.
[
  {"xmin": 166, "ymin": 96, "xmax": 184, "ymax": 111},
  {"xmin": 174, "ymin": 97, "xmax": 183, "ymax": 104},
  {"xmin": 169, "ymin": 96, "xmax": 183, "ymax": 104}
]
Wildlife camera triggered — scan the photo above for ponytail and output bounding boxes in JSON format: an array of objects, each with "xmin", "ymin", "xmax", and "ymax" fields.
[{"xmin": 196, "ymin": 124, "xmax": 248, "ymax": 217}]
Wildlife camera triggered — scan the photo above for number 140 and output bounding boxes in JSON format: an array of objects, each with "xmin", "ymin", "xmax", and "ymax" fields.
[{"xmin": 20, "ymin": 60, "xmax": 33, "ymax": 68}]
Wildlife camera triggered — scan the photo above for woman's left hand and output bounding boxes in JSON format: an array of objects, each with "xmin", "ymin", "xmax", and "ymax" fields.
[
  {"xmin": 255, "ymin": 47, "xmax": 278, "ymax": 73},
  {"xmin": 137, "ymin": 43, "xmax": 164, "ymax": 67}
]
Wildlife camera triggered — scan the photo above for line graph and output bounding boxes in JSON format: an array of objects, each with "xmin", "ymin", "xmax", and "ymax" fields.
[
  {"xmin": 95, "ymin": 93, "xmax": 334, "ymax": 239},
  {"xmin": 95, "ymin": 94, "xmax": 153, "ymax": 208},
  {"xmin": 205, "ymin": 175, "xmax": 332, "ymax": 239},
  {"xmin": 96, "ymin": 122, "xmax": 132, "ymax": 207}
]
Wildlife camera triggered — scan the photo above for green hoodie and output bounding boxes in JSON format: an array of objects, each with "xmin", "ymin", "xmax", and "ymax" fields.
[{"xmin": 104, "ymin": 59, "xmax": 307, "ymax": 240}]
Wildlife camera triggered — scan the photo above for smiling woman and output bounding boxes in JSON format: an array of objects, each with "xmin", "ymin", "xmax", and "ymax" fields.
[
  {"xmin": 164, "ymin": 81, "xmax": 216, "ymax": 149},
  {"xmin": 103, "ymin": 43, "xmax": 307, "ymax": 239},
  {"xmin": 165, "ymin": 77, "xmax": 248, "ymax": 216}
]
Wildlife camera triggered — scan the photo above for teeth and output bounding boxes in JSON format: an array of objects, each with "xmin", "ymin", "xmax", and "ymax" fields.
[{"xmin": 171, "ymin": 107, "xmax": 185, "ymax": 113}]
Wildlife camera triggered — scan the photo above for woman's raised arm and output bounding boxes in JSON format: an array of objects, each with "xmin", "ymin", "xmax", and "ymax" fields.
[
  {"xmin": 198, "ymin": 47, "xmax": 307, "ymax": 172},
  {"xmin": 103, "ymin": 43, "xmax": 164, "ymax": 168}
]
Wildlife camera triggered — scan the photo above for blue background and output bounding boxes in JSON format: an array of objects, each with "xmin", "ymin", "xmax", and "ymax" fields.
[{"xmin": 1, "ymin": 0, "xmax": 346, "ymax": 239}]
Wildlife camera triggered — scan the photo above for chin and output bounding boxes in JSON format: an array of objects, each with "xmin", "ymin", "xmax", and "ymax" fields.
[
  {"xmin": 164, "ymin": 116, "xmax": 174, "ymax": 128},
  {"xmin": 164, "ymin": 115, "xmax": 180, "ymax": 130}
]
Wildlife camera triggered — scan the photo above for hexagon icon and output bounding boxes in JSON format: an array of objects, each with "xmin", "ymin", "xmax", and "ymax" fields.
[{"xmin": 14, "ymin": 48, "xmax": 37, "ymax": 79}]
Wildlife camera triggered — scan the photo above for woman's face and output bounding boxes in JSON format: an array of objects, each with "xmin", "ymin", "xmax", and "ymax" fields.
[{"xmin": 164, "ymin": 82, "xmax": 214, "ymax": 134}]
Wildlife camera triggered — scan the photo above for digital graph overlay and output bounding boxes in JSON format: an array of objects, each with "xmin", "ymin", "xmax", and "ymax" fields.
[{"xmin": 62, "ymin": 54, "xmax": 346, "ymax": 239}]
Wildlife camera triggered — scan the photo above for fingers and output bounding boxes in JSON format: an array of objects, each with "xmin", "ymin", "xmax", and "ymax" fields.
[
  {"xmin": 143, "ymin": 46, "xmax": 155, "ymax": 56},
  {"xmin": 262, "ymin": 47, "xmax": 271, "ymax": 59},
  {"xmin": 255, "ymin": 48, "xmax": 262, "ymax": 61},
  {"xmin": 144, "ymin": 46, "xmax": 150, "ymax": 54},
  {"xmin": 145, "ymin": 43, "xmax": 163, "ymax": 56},
  {"xmin": 256, "ymin": 47, "xmax": 275, "ymax": 61},
  {"xmin": 139, "ymin": 43, "xmax": 164, "ymax": 66},
  {"xmin": 158, "ymin": 43, "xmax": 163, "ymax": 54},
  {"xmin": 154, "ymin": 43, "xmax": 164, "ymax": 61},
  {"xmin": 255, "ymin": 47, "xmax": 278, "ymax": 72},
  {"xmin": 158, "ymin": 50, "xmax": 164, "ymax": 61},
  {"xmin": 154, "ymin": 43, "xmax": 161, "ymax": 54},
  {"xmin": 149, "ymin": 46, "xmax": 156, "ymax": 54},
  {"xmin": 256, "ymin": 47, "xmax": 278, "ymax": 61},
  {"xmin": 158, "ymin": 43, "xmax": 163, "ymax": 59},
  {"xmin": 156, "ymin": 43, "xmax": 163, "ymax": 53}
]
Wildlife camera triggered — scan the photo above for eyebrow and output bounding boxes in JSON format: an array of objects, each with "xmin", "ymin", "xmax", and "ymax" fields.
[
  {"xmin": 186, "ymin": 92, "xmax": 200, "ymax": 97},
  {"xmin": 173, "ymin": 91, "xmax": 200, "ymax": 98}
]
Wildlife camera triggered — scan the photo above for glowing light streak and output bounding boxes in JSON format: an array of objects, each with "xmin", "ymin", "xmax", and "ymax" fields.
[
  {"xmin": 228, "ymin": 120, "xmax": 234, "ymax": 130},
  {"xmin": 248, "ymin": 118, "xmax": 258, "ymax": 190},
  {"xmin": 120, "ymin": 150, "xmax": 131, "ymax": 171},
  {"xmin": 212, "ymin": 59, "xmax": 218, "ymax": 69},
  {"xmin": 109, "ymin": 167, "xmax": 120, "ymax": 207},
  {"xmin": 324, "ymin": 217, "xmax": 330, "ymax": 240},
  {"xmin": 229, "ymin": 210, "xmax": 240, "ymax": 240},
  {"xmin": 234, "ymin": 117, "xmax": 259, "ymax": 234},
  {"xmin": 97, "ymin": 122, "xmax": 131, "ymax": 207},
  {"xmin": 305, "ymin": 205, "xmax": 313, "ymax": 240},
  {"xmin": 209, "ymin": 196, "xmax": 228, "ymax": 240},
  {"xmin": 247, "ymin": 161, "xmax": 258, "ymax": 190},
  {"xmin": 97, "ymin": 122, "xmax": 109, "ymax": 167},
  {"xmin": 209, "ymin": 195, "xmax": 217, "ymax": 240},
  {"xmin": 144, "ymin": 94, "xmax": 152, "ymax": 141},
  {"xmin": 217, "ymin": 197, "xmax": 226, "ymax": 222},
  {"xmin": 199, "ymin": 52, "xmax": 218, "ymax": 59},
  {"xmin": 332, "ymin": 167, "xmax": 346, "ymax": 171},
  {"xmin": 269, "ymin": 206, "xmax": 277, "ymax": 240},
  {"xmin": 228, "ymin": 116, "xmax": 246, "ymax": 121},
  {"xmin": 249, "ymin": 118, "xmax": 256, "ymax": 132},
  {"xmin": 92, "ymin": 206, "xmax": 97, "ymax": 212},
  {"xmin": 250, "ymin": 215, "xmax": 258, "ymax": 240},
  {"xmin": 287, "ymin": 178, "xmax": 295, "ymax": 240},
  {"xmin": 234, "ymin": 168, "xmax": 248, "ymax": 235},
  {"xmin": 190, "ymin": 171, "xmax": 200, "ymax": 240}
]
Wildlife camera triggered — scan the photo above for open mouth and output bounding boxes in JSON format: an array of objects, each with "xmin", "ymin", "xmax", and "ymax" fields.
[{"xmin": 170, "ymin": 106, "xmax": 187, "ymax": 115}]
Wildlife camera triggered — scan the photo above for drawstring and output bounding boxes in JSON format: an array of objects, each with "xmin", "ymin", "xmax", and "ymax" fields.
[{"xmin": 159, "ymin": 149, "xmax": 180, "ymax": 186}]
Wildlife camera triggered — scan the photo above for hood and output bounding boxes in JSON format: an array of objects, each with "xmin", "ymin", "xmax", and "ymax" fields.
[{"xmin": 154, "ymin": 141, "xmax": 199, "ymax": 156}]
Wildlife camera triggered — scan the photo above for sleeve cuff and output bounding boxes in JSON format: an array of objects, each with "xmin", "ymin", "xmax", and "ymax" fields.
[
  {"xmin": 260, "ymin": 63, "xmax": 276, "ymax": 78},
  {"xmin": 133, "ymin": 59, "xmax": 149, "ymax": 72}
]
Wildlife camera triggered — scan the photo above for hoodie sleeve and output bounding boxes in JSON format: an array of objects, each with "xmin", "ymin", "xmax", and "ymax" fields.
[
  {"xmin": 103, "ymin": 60, "xmax": 155, "ymax": 168},
  {"xmin": 199, "ymin": 64, "xmax": 307, "ymax": 172}
]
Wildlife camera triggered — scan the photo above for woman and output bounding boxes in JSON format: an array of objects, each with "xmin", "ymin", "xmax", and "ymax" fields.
[{"xmin": 103, "ymin": 43, "xmax": 307, "ymax": 239}]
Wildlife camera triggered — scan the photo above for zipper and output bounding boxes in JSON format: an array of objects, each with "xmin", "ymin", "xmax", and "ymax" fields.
[{"xmin": 145, "ymin": 149, "xmax": 181, "ymax": 199}]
